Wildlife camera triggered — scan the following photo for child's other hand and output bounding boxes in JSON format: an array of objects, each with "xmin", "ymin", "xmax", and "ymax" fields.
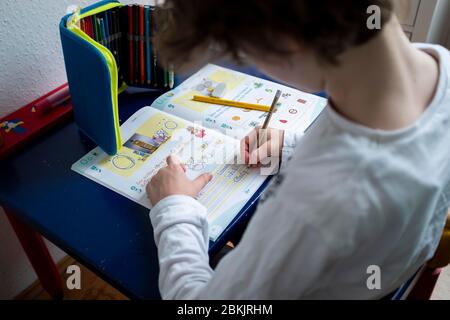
[
  {"xmin": 147, "ymin": 155, "xmax": 213, "ymax": 206},
  {"xmin": 241, "ymin": 127, "xmax": 285, "ymax": 168}
]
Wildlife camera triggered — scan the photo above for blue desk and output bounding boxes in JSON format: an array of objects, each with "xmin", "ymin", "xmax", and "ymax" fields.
[{"xmin": 0, "ymin": 65, "xmax": 276, "ymax": 299}]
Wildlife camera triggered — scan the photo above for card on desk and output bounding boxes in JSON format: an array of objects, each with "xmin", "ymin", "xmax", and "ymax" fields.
[{"xmin": 71, "ymin": 64, "xmax": 327, "ymax": 241}]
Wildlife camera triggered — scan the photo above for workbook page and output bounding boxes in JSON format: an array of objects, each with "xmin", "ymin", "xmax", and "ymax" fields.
[
  {"xmin": 150, "ymin": 64, "xmax": 328, "ymax": 139},
  {"xmin": 72, "ymin": 107, "xmax": 267, "ymax": 241}
]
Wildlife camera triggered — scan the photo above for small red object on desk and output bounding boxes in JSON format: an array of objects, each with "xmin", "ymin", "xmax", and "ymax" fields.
[
  {"xmin": 0, "ymin": 83, "xmax": 73, "ymax": 160},
  {"xmin": 33, "ymin": 84, "xmax": 71, "ymax": 116}
]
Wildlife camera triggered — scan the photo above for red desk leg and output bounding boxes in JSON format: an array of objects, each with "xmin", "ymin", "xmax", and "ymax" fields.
[{"xmin": 4, "ymin": 208, "xmax": 64, "ymax": 299}]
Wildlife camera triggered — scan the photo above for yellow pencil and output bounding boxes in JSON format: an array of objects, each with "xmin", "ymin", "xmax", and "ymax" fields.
[{"xmin": 192, "ymin": 95, "xmax": 271, "ymax": 112}]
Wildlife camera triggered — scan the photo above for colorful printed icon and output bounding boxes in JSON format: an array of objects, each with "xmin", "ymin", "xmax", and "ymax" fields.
[
  {"xmin": 0, "ymin": 120, "xmax": 26, "ymax": 133},
  {"xmin": 279, "ymin": 120, "xmax": 288, "ymax": 124},
  {"xmin": 187, "ymin": 126, "xmax": 207, "ymax": 138},
  {"xmin": 205, "ymin": 117, "xmax": 217, "ymax": 123},
  {"xmin": 164, "ymin": 120, "xmax": 178, "ymax": 130},
  {"xmin": 232, "ymin": 116, "xmax": 241, "ymax": 121},
  {"xmin": 112, "ymin": 154, "xmax": 136, "ymax": 170},
  {"xmin": 195, "ymin": 78, "xmax": 227, "ymax": 98},
  {"xmin": 254, "ymin": 82, "xmax": 263, "ymax": 89},
  {"xmin": 297, "ymin": 99, "xmax": 307, "ymax": 104}
]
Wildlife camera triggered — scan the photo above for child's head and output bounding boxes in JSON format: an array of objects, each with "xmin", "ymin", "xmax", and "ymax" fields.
[{"xmin": 156, "ymin": 0, "xmax": 395, "ymax": 92}]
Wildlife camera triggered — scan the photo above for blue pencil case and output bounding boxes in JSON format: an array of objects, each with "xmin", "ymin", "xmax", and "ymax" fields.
[{"xmin": 60, "ymin": 0, "xmax": 173, "ymax": 155}]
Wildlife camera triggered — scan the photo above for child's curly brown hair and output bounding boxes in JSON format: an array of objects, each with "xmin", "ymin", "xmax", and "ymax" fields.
[{"xmin": 155, "ymin": 0, "xmax": 394, "ymax": 69}]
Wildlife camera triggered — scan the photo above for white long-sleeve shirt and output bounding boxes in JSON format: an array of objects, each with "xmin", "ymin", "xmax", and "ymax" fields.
[{"xmin": 150, "ymin": 44, "xmax": 450, "ymax": 299}]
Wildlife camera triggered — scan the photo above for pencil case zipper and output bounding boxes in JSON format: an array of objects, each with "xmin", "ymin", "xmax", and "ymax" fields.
[{"xmin": 66, "ymin": 0, "xmax": 123, "ymax": 150}]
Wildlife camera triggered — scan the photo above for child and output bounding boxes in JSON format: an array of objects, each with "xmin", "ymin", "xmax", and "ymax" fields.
[{"xmin": 146, "ymin": 0, "xmax": 450, "ymax": 299}]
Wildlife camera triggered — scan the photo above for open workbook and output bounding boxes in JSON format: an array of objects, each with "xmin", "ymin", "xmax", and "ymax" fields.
[{"xmin": 72, "ymin": 64, "xmax": 327, "ymax": 241}]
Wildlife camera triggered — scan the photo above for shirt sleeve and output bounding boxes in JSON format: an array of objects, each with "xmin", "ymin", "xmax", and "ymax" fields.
[
  {"xmin": 150, "ymin": 195, "xmax": 214, "ymax": 299},
  {"xmin": 150, "ymin": 189, "xmax": 337, "ymax": 299}
]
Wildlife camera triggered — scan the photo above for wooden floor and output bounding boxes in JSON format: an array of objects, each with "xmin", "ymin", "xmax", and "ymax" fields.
[
  {"xmin": 16, "ymin": 256, "xmax": 128, "ymax": 300},
  {"xmin": 16, "ymin": 242, "xmax": 235, "ymax": 300},
  {"xmin": 431, "ymin": 265, "xmax": 450, "ymax": 300},
  {"xmin": 16, "ymin": 249, "xmax": 450, "ymax": 300}
]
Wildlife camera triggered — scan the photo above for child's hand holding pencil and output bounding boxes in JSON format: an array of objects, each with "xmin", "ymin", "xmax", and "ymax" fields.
[
  {"xmin": 241, "ymin": 127, "xmax": 285, "ymax": 169},
  {"xmin": 241, "ymin": 90, "xmax": 285, "ymax": 174}
]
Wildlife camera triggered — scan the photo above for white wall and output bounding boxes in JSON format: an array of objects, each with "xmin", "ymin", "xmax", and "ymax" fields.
[
  {"xmin": 0, "ymin": 0, "xmax": 90, "ymax": 118},
  {"xmin": 0, "ymin": 0, "xmax": 152, "ymax": 300},
  {"xmin": 0, "ymin": 0, "xmax": 94, "ymax": 300}
]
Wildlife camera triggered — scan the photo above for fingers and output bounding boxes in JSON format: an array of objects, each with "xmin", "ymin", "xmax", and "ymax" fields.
[
  {"xmin": 167, "ymin": 154, "xmax": 185, "ymax": 173},
  {"xmin": 167, "ymin": 154, "xmax": 181, "ymax": 167},
  {"xmin": 240, "ymin": 138, "xmax": 250, "ymax": 164},
  {"xmin": 241, "ymin": 128, "xmax": 263, "ymax": 165},
  {"xmin": 244, "ymin": 128, "xmax": 284, "ymax": 167},
  {"xmin": 244, "ymin": 128, "xmax": 272, "ymax": 147},
  {"xmin": 249, "ymin": 140, "xmax": 272, "ymax": 167},
  {"xmin": 192, "ymin": 173, "xmax": 213, "ymax": 193}
]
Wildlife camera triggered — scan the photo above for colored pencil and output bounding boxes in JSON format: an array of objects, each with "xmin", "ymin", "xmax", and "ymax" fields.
[
  {"xmin": 111, "ymin": 9, "xmax": 122, "ymax": 82},
  {"xmin": 92, "ymin": 15, "xmax": 99, "ymax": 42},
  {"xmin": 102, "ymin": 20, "xmax": 106, "ymax": 46},
  {"xmin": 139, "ymin": 6, "xmax": 145, "ymax": 85},
  {"xmin": 108, "ymin": 10, "xmax": 115, "ymax": 52},
  {"xmin": 118, "ymin": 9, "xmax": 125, "ymax": 83},
  {"xmin": 108, "ymin": 10, "xmax": 116, "ymax": 54},
  {"xmin": 108, "ymin": 9, "xmax": 118, "ymax": 80},
  {"xmin": 88, "ymin": 16, "xmax": 94, "ymax": 38},
  {"xmin": 164, "ymin": 70, "xmax": 168, "ymax": 88},
  {"xmin": 113, "ymin": 9, "xmax": 120, "ymax": 53},
  {"xmin": 192, "ymin": 95, "xmax": 272, "ymax": 112},
  {"xmin": 98, "ymin": 16, "xmax": 102, "ymax": 42},
  {"xmin": 149, "ymin": 7, "xmax": 158, "ymax": 87},
  {"xmin": 128, "ymin": 5, "xmax": 134, "ymax": 84},
  {"xmin": 96, "ymin": 18, "xmax": 102, "ymax": 44},
  {"xmin": 99, "ymin": 18, "xmax": 107, "ymax": 46},
  {"xmin": 145, "ymin": 6, "xmax": 152, "ymax": 85},
  {"xmin": 113, "ymin": 9, "xmax": 120, "ymax": 56},
  {"xmin": 98, "ymin": 17, "xmax": 104, "ymax": 44},
  {"xmin": 85, "ymin": 17, "xmax": 92, "ymax": 38},
  {"xmin": 85, "ymin": 19, "xmax": 89, "ymax": 34},
  {"xmin": 104, "ymin": 12, "xmax": 110, "ymax": 50},
  {"xmin": 169, "ymin": 66, "xmax": 175, "ymax": 89},
  {"xmin": 97, "ymin": 16, "xmax": 103, "ymax": 43},
  {"xmin": 134, "ymin": 5, "xmax": 139, "ymax": 84}
]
